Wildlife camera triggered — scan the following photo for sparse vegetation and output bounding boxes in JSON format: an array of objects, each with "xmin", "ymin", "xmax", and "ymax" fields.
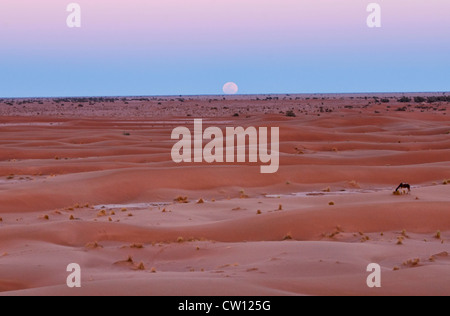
[
  {"xmin": 414, "ymin": 96, "xmax": 427, "ymax": 103},
  {"xmin": 136, "ymin": 262, "xmax": 145, "ymax": 270},
  {"xmin": 175, "ymin": 196, "xmax": 189, "ymax": 203},
  {"xmin": 398, "ymin": 96, "xmax": 412, "ymax": 103},
  {"xmin": 286, "ymin": 110, "xmax": 296, "ymax": 117},
  {"xmin": 283, "ymin": 233, "xmax": 293, "ymax": 241},
  {"xmin": 435, "ymin": 231, "xmax": 441, "ymax": 239},
  {"xmin": 85, "ymin": 241, "xmax": 102, "ymax": 249},
  {"xmin": 403, "ymin": 258, "xmax": 420, "ymax": 267},
  {"xmin": 239, "ymin": 190, "xmax": 249, "ymax": 199}
]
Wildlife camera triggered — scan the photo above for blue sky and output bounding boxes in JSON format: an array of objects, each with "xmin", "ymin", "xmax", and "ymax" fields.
[{"xmin": 1, "ymin": 0, "xmax": 449, "ymax": 97}]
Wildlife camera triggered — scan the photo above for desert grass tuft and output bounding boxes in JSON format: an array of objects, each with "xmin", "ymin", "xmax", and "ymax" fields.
[
  {"xmin": 175, "ymin": 196, "xmax": 189, "ymax": 203},
  {"xmin": 397, "ymin": 236, "xmax": 404, "ymax": 245},
  {"xmin": 0, "ymin": 217, "xmax": 3, "ymax": 222},
  {"xmin": 69, "ymin": 215, "xmax": 75, "ymax": 220},
  {"xmin": 239, "ymin": 190, "xmax": 249, "ymax": 199},
  {"xmin": 435, "ymin": 230, "xmax": 441, "ymax": 239},
  {"xmin": 257, "ymin": 210, "xmax": 262, "ymax": 215},
  {"xmin": 136, "ymin": 262, "xmax": 145, "ymax": 270},
  {"xmin": 348, "ymin": 180, "xmax": 360, "ymax": 188},
  {"xmin": 329, "ymin": 201, "xmax": 335, "ymax": 206},
  {"xmin": 197, "ymin": 198, "xmax": 205, "ymax": 204},
  {"xmin": 278, "ymin": 204, "xmax": 283, "ymax": 211},
  {"xmin": 403, "ymin": 258, "xmax": 420, "ymax": 267},
  {"xmin": 151, "ymin": 267, "xmax": 157, "ymax": 273},
  {"xmin": 283, "ymin": 233, "xmax": 293, "ymax": 241},
  {"xmin": 177, "ymin": 237, "xmax": 185, "ymax": 243},
  {"xmin": 130, "ymin": 243, "xmax": 144, "ymax": 249},
  {"xmin": 85, "ymin": 242, "xmax": 103, "ymax": 249}
]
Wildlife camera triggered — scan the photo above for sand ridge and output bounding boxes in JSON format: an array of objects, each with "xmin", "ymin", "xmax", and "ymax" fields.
[{"xmin": 0, "ymin": 95, "xmax": 449, "ymax": 295}]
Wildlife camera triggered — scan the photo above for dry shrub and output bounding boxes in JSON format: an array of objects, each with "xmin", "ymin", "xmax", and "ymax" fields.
[
  {"xmin": 403, "ymin": 258, "xmax": 420, "ymax": 267},
  {"xmin": 239, "ymin": 190, "xmax": 249, "ymax": 199},
  {"xmin": 85, "ymin": 242, "xmax": 103, "ymax": 249},
  {"xmin": 175, "ymin": 196, "xmax": 189, "ymax": 203},
  {"xmin": 435, "ymin": 231, "xmax": 441, "ymax": 239},
  {"xmin": 283, "ymin": 233, "xmax": 293, "ymax": 241},
  {"xmin": 136, "ymin": 262, "xmax": 145, "ymax": 270},
  {"xmin": 348, "ymin": 180, "xmax": 360, "ymax": 188}
]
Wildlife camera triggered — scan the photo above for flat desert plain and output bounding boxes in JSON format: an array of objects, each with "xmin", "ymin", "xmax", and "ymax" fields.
[{"xmin": 0, "ymin": 94, "xmax": 449, "ymax": 296}]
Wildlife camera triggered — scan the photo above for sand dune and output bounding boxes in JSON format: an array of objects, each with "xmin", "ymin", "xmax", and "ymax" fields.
[{"xmin": 0, "ymin": 95, "xmax": 449, "ymax": 296}]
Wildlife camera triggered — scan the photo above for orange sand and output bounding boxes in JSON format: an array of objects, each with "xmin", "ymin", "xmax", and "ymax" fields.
[{"xmin": 0, "ymin": 95, "xmax": 449, "ymax": 296}]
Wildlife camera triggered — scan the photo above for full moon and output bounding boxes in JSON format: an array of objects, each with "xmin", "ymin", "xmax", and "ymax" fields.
[{"xmin": 223, "ymin": 82, "xmax": 239, "ymax": 95}]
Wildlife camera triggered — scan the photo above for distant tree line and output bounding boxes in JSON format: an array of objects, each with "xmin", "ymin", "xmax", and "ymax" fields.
[{"xmin": 398, "ymin": 96, "xmax": 450, "ymax": 103}]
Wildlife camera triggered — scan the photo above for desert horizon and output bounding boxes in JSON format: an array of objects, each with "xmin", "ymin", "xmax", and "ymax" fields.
[{"xmin": 0, "ymin": 94, "xmax": 449, "ymax": 296}]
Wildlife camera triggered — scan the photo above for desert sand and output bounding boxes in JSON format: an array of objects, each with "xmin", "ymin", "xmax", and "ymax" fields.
[{"xmin": 0, "ymin": 94, "xmax": 449, "ymax": 296}]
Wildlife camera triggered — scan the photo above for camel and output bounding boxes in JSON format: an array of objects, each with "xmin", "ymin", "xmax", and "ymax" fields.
[{"xmin": 395, "ymin": 183, "xmax": 411, "ymax": 194}]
